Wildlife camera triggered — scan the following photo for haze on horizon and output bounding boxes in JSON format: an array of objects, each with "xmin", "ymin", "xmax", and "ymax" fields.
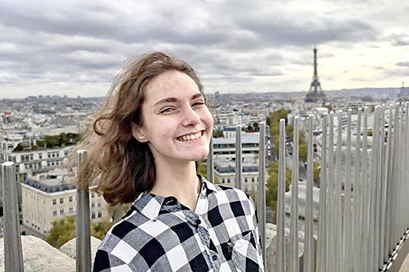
[{"xmin": 0, "ymin": 0, "xmax": 408, "ymax": 99}]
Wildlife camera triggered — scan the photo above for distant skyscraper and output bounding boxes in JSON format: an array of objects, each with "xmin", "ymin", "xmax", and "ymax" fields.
[{"xmin": 305, "ymin": 47, "xmax": 326, "ymax": 103}]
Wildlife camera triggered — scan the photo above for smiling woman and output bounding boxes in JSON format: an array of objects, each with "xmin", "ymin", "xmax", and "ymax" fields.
[{"xmin": 77, "ymin": 52, "xmax": 264, "ymax": 271}]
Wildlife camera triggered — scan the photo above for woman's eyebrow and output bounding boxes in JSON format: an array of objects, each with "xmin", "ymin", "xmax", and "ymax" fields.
[
  {"xmin": 191, "ymin": 93, "xmax": 204, "ymax": 100},
  {"xmin": 153, "ymin": 93, "xmax": 204, "ymax": 107},
  {"xmin": 153, "ymin": 97, "xmax": 178, "ymax": 107}
]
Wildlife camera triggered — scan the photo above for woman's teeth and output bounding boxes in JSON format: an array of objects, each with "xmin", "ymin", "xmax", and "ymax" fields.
[{"xmin": 178, "ymin": 131, "xmax": 202, "ymax": 141}]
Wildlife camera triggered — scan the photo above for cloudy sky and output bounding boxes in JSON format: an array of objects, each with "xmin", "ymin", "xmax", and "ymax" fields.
[{"xmin": 1, "ymin": 0, "xmax": 408, "ymax": 99}]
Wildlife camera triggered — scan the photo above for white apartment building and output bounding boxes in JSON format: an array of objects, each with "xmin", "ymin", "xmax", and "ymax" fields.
[
  {"xmin": 213, "ymin": 132, "xmax": 261, "ymax": 160},
  {"xmin": 0, "ymin": 135, "xmax": 73, "ymax": 181},
  {"xmin": 21, "ymin": 169, "xmax": 110, "ymax": 235},
  {"xmin": 214, "ymin": 156, "xmax": 260, "ymax": 195}
]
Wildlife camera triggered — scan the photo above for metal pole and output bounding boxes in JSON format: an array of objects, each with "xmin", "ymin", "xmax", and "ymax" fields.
[
  {"xmin": 343, "ymin": 109, "xmax": 353, "ymax": 272},
  {"xmin": 235, "ymin": 125, "xmax": 242, "ymax": 190},
  {"xmin": 385, "ymin": 106, "xmax": 394, "ymax": 260},
  {"xmin": 396, "ymin": 105, "xmax": 405, "ymax": 252},
  {"xmin": 353, "ymin": 108, "xmax": 362, "ymax": 272},
  {"xmin": 328, "ymin": 112, "xmax": 335, "ymax": 271},
  {"xmin": 303, "ymin": 115, "xmax": 314, "ymax": 272},
  {"xmin": 317, "ymin": 113, "xmax": 327, "ymax": 272},
  {"xmin": 257, "ymin": 122, "xmax": 266, "ymax": 267},
  {"xmin": 76, "ymin": 150, "xmax": 91, "ymax": 272},
  {"xmin": 368, "ymin": 106, "xmax": 380, "ymax": 272},
  {"xmin": 206, "ymin": 137, "xmax": 214, "ymax": 183},
  {"xmin": 390, "ymin": 104, "xmax": 400, "ymax": 253},
  {"xmin": 361, "ymin": 107, "xmax": 369, "ymax": 272},
  {"xmin": 2, "ymin": 161, "xmax": 24, "ymax": 272},
  {"xmin": 277, "ymin": 119, "xmax": 286, "ymax": 272},
  {"xmin": 327, "ymin": 112, "xmax": 335, "ymax": 272},
  {"xmin": 290, "ymin": 116, "xmax": 300, "ymax": 272},
  {"xmin": 377, "ymin": 106, "xmax": 386, "ymax": 270},
  {"xmin": 335, "ymin": 111, "xmax": 343, "ymax": 272}
]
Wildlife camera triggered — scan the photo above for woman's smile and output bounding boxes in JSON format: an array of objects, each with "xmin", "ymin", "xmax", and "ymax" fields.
[{"xmin": 176, "ymin": 130, "xmax": 204, "ymax": 142}]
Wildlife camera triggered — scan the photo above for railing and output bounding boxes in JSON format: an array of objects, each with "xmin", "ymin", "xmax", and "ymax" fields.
[{"xmin": 2, "ymin": 102, "xmax": 409, "ymax": 271}]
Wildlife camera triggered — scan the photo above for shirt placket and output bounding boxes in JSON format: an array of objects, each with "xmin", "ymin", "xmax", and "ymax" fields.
[{"xmin": 183, "ymin": 208, "xmax": 221, "ymax": 272}]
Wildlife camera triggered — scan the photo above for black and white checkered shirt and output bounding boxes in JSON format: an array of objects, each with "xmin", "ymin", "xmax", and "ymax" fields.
[{"xmin": 94, "ymin": 177, "xmax": 264, "ymax": 271}]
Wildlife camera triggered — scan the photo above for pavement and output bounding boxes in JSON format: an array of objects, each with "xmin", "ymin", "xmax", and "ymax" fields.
[{"xmin": 401, "ymin": 255, "xmax": 409, "ymax": 272}]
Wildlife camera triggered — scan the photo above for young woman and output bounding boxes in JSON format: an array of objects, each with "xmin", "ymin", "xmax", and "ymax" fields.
[{"xmin": 79, "ymin": 52, "xmax": 264, "ymax": 271}]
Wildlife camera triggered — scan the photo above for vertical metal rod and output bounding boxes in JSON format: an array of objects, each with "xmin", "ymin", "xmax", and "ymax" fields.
[
  {"xmin": 377, "ymin": 106, "xmax": 386, "ymax": 270},
  {"xmin": 303, "ymin": 115, "xmax": 314, "ymax": 272},
  {"xmin": 317, "ymin": 113, "xmax": 327, "ymax": 272},
  {"xmin": 206, "ymin": 137, "xmax": 214, "ymax": 183},
  {"xmin": 390, "ymin": 104, "xmax": 400, "ymax": 252},
  {"xmin": 257, "ymin": 122, "xmax": 266, "ymax": 267},
  {"xmin": 368, "ymin": 106, "xmax": 380, "ymax": 272},
  {"xmin": 335, "ymin": 110, "xmax": 343, "ymax": 272},
  {"xmin": 235, "ymin": 125, "xmax": 242, "ymax": 190},
  {"xmin": 385, "ymin": 106, "xmax": 394, "ymax": 260},
  {"xmin": 327, "ymin": 112, "xmax": 335, "ymax": 272},
  {"xmin": 76, "ymin": 149, "xmax": 91, "ymax": 272},
  {"xmin": 343, "ymin": 109, "xmax": 353, "ymax": 272},
  {"xmin": 402, "ymin": 102, "xmax": 409, "ymax": 235},
  {"xmin": 2, "ymin": 162, "xmax": 24, "ymax": 272},
  {"xmin": 277, "ymin": 119, "xmax": 286, "ymax": 272},
  {"xmin": 397, "ymin": 105, "xmax": 404, "ymax": 246},
  {"xmin": 361, "ymin": 107, "xmax": 369, "ymax": 272},
  {"xmin": 353, "ymin": 108, "xmax": 362, "ymax": 272},
  {"xmin": 290, "ymin": 116, "xmax": 300, "ymax": 272}
]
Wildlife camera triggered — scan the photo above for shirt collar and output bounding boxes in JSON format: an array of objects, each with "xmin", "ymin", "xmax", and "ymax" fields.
[{"xmin": 132, "ymin": 175, "xmax": 217, "ymax": 221}]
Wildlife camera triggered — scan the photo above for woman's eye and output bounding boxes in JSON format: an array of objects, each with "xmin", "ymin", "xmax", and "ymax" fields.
[
  {"xmin": 193, "ymin": 101, "xmax": 205, "ymax": 107},
  {"xmin": 160, "ymin": 107, "xmax": 174, "ymax": 113}
]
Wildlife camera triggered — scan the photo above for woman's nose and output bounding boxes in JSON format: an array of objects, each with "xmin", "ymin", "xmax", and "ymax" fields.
[{"xmin": 181, "ymin": 107, "xmax": 201, "ymax": 127}]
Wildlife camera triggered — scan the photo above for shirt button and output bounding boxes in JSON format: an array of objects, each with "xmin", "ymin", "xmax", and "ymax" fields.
[
  {"xmin": 196, "ymin": 219, "xmax": 201, "ymax": 225},
  {"xmin": 212, "ymin": 255, "xmax": 218, "ymax": 261}
]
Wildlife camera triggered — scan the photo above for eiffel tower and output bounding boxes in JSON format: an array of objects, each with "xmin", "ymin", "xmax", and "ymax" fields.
[{"xmin": 305, "ymin": 47, "xmax": 326, "ymax": 103}]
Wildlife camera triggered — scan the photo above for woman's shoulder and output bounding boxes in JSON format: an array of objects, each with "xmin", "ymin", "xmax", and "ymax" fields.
[{"xmin": 97, "ymin": 208, "xmax": 141, "ymax": 250}]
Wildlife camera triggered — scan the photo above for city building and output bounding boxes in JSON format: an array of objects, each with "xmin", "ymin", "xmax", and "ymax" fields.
[
  {"xmin": 214, "ymin": 156, "xmax": 260, "ymax": 195},
  {"xmin": 21, "ymin": 169, "xmax": 110, "ymax": 235},
  {"xmin": 0, "ymin": 135, "xmax": 73, "ymax": 182}
]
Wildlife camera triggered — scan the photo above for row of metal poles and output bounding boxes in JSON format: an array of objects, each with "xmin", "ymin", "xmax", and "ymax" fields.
[
  {"xmin": 2, "ymin": 103, "xmax": 409, "ymax": 271},
  {"xmin": 273, "ymin": 103, "xmax": 409, "ymax": 272}
]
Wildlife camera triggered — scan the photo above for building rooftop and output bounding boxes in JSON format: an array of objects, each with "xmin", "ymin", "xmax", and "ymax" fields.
[
  {"xmin": 24, "ymin": 169, "xmax": 76, "ymax": 193},
  {"xmin": 214, "ymin": 156, "xmax": 259, "ymax": 173},
  {"xmin": 213, "ymin": 132, "xmax": 260, "ymax": 144}
]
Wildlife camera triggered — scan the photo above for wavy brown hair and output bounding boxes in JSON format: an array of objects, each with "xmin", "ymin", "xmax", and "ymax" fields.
[{"xmin": 77, "ymin": 52, "xmax": 204, "ymax": 205}]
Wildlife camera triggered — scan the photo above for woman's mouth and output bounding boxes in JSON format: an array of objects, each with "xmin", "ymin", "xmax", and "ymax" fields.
[{"xmin": 177, "ymin": 131, "xmax": 204, "ymax": 142}]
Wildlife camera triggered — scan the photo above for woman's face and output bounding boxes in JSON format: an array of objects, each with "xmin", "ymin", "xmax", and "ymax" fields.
[{"xmin": 132, "ymin": 70, "xmax": 213, "ymax": 166}]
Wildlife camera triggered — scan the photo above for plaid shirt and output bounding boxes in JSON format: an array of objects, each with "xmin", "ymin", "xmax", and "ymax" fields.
[{"xmin": 94, "ymin": 177, "xmax": 264, "ymax": 272}]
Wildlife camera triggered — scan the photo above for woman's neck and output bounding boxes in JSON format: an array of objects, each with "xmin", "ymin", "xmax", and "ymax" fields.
[{"xmin": 150, "ymin": 160, "xmax": 200, "ymax": 209}]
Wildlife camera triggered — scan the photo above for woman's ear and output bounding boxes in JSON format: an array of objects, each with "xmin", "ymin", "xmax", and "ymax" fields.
[{"xmin": 131, "ymin": 123, "xmax": 148, "ymax": 143}]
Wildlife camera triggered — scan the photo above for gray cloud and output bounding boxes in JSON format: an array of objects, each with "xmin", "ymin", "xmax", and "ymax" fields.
[{"xmin": 0, "ymin": 0, "xmax": 408, "ymax": 98}]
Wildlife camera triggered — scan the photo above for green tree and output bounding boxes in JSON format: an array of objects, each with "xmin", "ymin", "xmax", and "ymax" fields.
[
  {"xmin": 46, "ymin": 215, "xmax": 114, "ymax": 248},
  {"xmin": 13, "ymin": 143, "xmax": 26, "ymax": 151},
  {"xmin": 197, "ymin": 160, "xmax": 220, "ymax": 184},
  {"xmin": 253, "ymin": 122, "xmax": 259, "ymax": 131},
  {"xmin": 213, "ymin": 129, "xmax": 224, "ymax": 138},
  {"xmin": 313, "ymin": 162, "xmax": 321, "ymax": 186},
  {"xmin": 266, "ymin": 161, "xmax": 292, "ymax": 223},
  {"xmin": 46, "ymin": 216, "xmax": 77, "ymax": 248}
]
